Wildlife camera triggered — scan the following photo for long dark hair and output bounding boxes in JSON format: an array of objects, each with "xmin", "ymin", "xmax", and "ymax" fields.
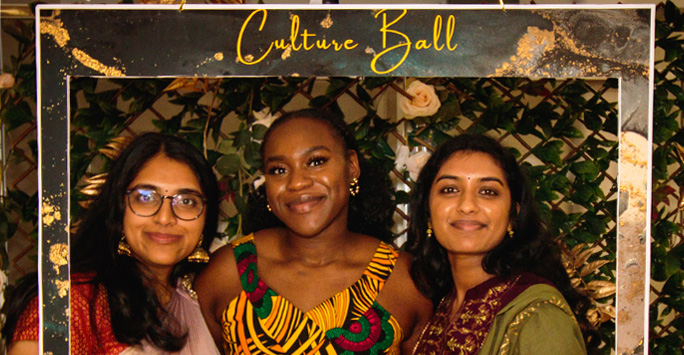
[
  {"xmin": 2, "ymin": 133, "xmax": 219, "ymax": 351},
  {"xmin": 406, "ymin": 134, "xmax": 597, "ymax": 346},
  {"xmin": 243, "ymin": 108, "xmax": 395, "ymax": 243}
]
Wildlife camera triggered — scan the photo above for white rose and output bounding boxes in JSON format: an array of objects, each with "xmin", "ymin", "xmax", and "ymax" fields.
[
  {"xmin": 253, "ymin": 175, "xmax": 266, "ymax": 190},
  {"xmin": 406, "ymin": 150, "xmax": 432, "ymax": 181},
  {"xmin": 394, "ymin": 145, "xmax": 410, "ymax": 172},
  {"xmin": 399, "ymin": 80, "xmax": 441, "ymax": 119},
  {"xmin": 395, "ymin": 145, "xmax": 432, "ymax": 181},
  {"xmin": 0, "ymin": 73, "xmax": 15, "ymax": 89},
  {"xmin": 253, "ymin": 107, "xmax": 281, "ymax": 128}
]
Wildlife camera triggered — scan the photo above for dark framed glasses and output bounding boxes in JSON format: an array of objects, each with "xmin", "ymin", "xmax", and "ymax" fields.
[{"xmin": 125, "ymin": 188, "xmax": 207, "ymax": 221}]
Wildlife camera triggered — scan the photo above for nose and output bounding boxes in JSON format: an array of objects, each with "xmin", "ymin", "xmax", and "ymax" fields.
[
  {"xmin": 287, "ymin": 166, "xmax": 312, "ymax": 191},
  {"xmin": 457, "ymin": 191, "xmax": 478, "ymax": 214},
  {"xmin": 153, "ymin": 197, "xmax": 177, "ymax": 225}
]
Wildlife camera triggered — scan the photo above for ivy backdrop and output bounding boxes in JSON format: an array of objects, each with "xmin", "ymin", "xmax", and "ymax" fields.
[{"xmin": 0, "ymin": 2, "xmax": 683, "ymax": 354}]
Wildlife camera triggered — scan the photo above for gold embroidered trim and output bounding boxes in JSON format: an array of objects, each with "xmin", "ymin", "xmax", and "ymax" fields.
[{"xmin": 182, "ymin": 274, "xmax": 198, "ymax": 300}]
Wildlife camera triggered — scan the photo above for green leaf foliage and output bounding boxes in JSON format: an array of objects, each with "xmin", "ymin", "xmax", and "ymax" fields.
[
  {"xmin": 5, "ymin": 6, "xmax": 684, "ymax": 352},
  {"xmin": 650, "ymin": 2, "xmax": 684, "ymax": 354}
]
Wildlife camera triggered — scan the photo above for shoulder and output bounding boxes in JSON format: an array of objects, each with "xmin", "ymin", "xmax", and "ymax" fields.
[
  {"xmin": 387, "ymin": 251, "xmax": 432, "ymax": 313},
  {"xmin": 194, "ymin": 235, "xmax": 246, "ymax": 318},
  {"xmin": 494, "ymin": 284, "xmax": 586, "ymax": 355},
  {"xmin": 195, "ymin": 238, "xmax": 242, "ymax": 294},
  {"xmin": 11, "ymin": 297, "xmax": 39, "ymax": 342},
  {"xmin": 501, "ymin": 284, "xmax": 573, "ymax": 316},
  {"xmin": 377, "ymin": 250, "xmax": 433, "ymax": 350}
]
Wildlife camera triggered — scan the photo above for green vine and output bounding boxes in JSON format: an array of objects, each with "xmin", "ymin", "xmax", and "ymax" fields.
[{"xmin": 650, "ymin": 1, "xmax": 684, "ymax": 353}]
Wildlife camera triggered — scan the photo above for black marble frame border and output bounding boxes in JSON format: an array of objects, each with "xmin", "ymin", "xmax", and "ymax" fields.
[{"xmin": 35, "ymin": 4, "xmax": 654, "ymax": 354}]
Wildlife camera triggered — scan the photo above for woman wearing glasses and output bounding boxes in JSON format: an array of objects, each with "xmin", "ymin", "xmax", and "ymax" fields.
[{"xmin": 3, "ymin": 133, "xmax": 220, "ymax": 354}]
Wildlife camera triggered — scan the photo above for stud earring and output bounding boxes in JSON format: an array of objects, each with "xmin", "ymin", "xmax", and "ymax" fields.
[
  {"xmin": 426, "ymin": 220, "xmax": 433, "ymax": 238},
  {"xmin": 349, "ymin": 177, "xmax": 360, "ymax": 196},
  {"xmin": 267, "ymin": 203, "xmax": 272, "ymax": 212},
  {"xmin": 117, "ymin": 234, "xmax": 131, "ymax": 257},
  {"xmin": 187, "ymin": 236, "xmax": 210, "ymax": 263}
]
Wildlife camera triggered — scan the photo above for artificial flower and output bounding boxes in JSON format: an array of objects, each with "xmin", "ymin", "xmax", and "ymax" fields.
[
  {"xmin": 253, "ymin": 175, "xmax": 266, "ymax": 190},
  {"xmin": 399, "ymin": 80, "xmax": 441, "ymax": 119},
  {"xmin": 253, "ymin": 107, "xmax": 281, "ymax": 128},
  {"xmin": 395, "ymin": 145, "xmax": 432, "ymax": 181},
  {"xmin": 406, "ymin": 150, "xmax": 432, "ymax": 181},
  {"xmin": 0, "ymin": 73, "xmax": 15, "ymax": 89}
]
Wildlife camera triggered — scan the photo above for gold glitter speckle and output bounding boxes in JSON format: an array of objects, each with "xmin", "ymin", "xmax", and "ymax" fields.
[
  {"xmin": 71, "ymin": 48, "xmax": 125, "ymax": 77},
  {"xmin": 281, "ymin": 45, "xmax": 292, "ymax": 60},
  {"xmin": 495, "ymin": 26, "xmax": 555, "ymax": 76},
  {"xmin": 55, "ymin": 279, "xmax": 69, "ymax": 298},
  {"xmin": 42, "ymin": 199, "xmax": 62, "ymax": 226},
  {"xmin": 214, "ymin": 52, "xmax": 224, "ymax": 61},
  {"xmin": 320, "ymin": 13, "xmax": 333, "ymax": 29},
  {"xmin": 49, "ymin": 243, "xmax": 69, "ymax": 274},
  {"xmin": 40, "ymin": 19, "xmax": 70, "ymax": 48}
]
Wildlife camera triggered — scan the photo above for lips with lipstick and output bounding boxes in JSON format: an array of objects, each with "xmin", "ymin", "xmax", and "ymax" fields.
[
  {"xmin": 450, "ymin": 220, "xmax": 486, "ymax": 231},
  {"xmin": 144, "ymin": 231, "xmax": 183, "ymax": 244},
  {"xmin": 286, "ymin": 194, "xmax": 325, "ymax": 213}
]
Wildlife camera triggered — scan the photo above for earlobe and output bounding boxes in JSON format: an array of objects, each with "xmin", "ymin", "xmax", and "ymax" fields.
[{"xmin": 348, "ymin": 150, "xmax": 361, "ymax": 179}]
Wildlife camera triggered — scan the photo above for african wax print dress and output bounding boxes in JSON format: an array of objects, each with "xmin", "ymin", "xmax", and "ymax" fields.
[{"xmin": 222, "ymin": 234, "xmax": 404, "ymax": 355}]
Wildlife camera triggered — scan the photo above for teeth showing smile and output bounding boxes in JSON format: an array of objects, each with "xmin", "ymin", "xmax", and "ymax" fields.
[{"xmin": 287, "ymin": 195, "xmax": 324, "ymax": 213}]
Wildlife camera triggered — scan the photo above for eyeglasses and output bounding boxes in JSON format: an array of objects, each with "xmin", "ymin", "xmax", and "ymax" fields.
[{"xmin": 125, "ymin": 188, "xmax": 207, "ymax": 221}]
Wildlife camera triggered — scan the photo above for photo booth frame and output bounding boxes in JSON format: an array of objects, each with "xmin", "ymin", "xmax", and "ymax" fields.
[{"xmin": 35, "ymin": 4, "xmax": 654, "ymax": 354}]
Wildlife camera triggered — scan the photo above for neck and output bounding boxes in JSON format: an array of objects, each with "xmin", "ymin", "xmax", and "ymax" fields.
[
  {"xmin": 448, "ymin": 254, "xmax": 495, "ymax": 311},
  {"xmin": 280, "ymin": 220, "xmax": 356, "ymax": 266}
]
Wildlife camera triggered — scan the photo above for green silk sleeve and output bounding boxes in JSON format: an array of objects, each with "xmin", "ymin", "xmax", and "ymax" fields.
[
  {"xmin": 506, "ymin": 301, "xmax": 586, "ymax": 355},
  {"xmin": 479, "ymin": 284, "xmax": 587, "ymax": 355}
]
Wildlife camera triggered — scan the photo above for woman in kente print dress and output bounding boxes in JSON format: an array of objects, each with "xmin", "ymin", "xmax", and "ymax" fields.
[
  {"xmin": 195, "ymin": 109, "xmax": 433, "ymax": 354},
  {"xmin": 407, "ymin": 134, "xmax": 597, "ymax": 354}
]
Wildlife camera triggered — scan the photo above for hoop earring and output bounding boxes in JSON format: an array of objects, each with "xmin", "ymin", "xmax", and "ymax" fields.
[
  {"xmin": 349, "ymin": 177, "xmax": 360, "ymax": 196},
  {"xmin": 187, "ymin": 236, "xmax": 210, "ymax": 263},
  {"xmin": 426, "ymin": 220, "xmax": 433, "ymax": 238},
  {"xmin": 118, "ymin": 234, "xmax": 132, "ymax": 257},
  {"xmin": 267, "ymin": 203, "xmax": 272, "ymax": 212}
]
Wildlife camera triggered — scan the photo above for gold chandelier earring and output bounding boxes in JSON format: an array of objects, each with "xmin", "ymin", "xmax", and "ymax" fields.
[
  {"xmin": 349, "ymin": 177, "xmax": 360, "ymax": 196},
  {"xmin": 117, "ymin": 234, "xmax": 132, "ymax": 257},
  {"xmin": 426, "ymin": 220, "xmax": 433, "ymax": 238},
  {"xmin": 507, "ymin": 226, "xmax": 515, "ymax": 238},
  {"xmin": 188, "ymin": 236, "xmax": 210, "ymax": 263}
]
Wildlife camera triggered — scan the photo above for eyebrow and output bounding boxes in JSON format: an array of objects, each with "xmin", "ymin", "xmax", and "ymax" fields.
[
  {"xmin": 129, "ymin": 184, "xmax": 203, "ymax": 195},
  {"xmin": 435, "ymin": 175, "xmax": 505, "ymax": 186},
  {"xmin": 265, "ymin": 145, "xmax": 332, "ymax": 163}
]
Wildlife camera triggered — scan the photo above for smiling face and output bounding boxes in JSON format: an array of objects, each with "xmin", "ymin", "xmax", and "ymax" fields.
[
  {"xmin": 428, "ymin": 151, "xmax": 512, "ymax": 259},
  {"xmin": 123, "ymin": 153, "xmax": 206, "ymax": 276},
  {"xmin": 262, "ymin": 117, "xmax": 359, "ymax": 237}
]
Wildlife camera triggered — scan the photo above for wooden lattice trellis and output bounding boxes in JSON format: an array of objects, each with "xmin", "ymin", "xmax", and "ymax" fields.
[
  {"xmin": 4, "ymin": 76, "xmax": 621, "ymax": 348},
  {"xmin": 51, "ymin": 76, "xmax": 618, "ymax": 349}
]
